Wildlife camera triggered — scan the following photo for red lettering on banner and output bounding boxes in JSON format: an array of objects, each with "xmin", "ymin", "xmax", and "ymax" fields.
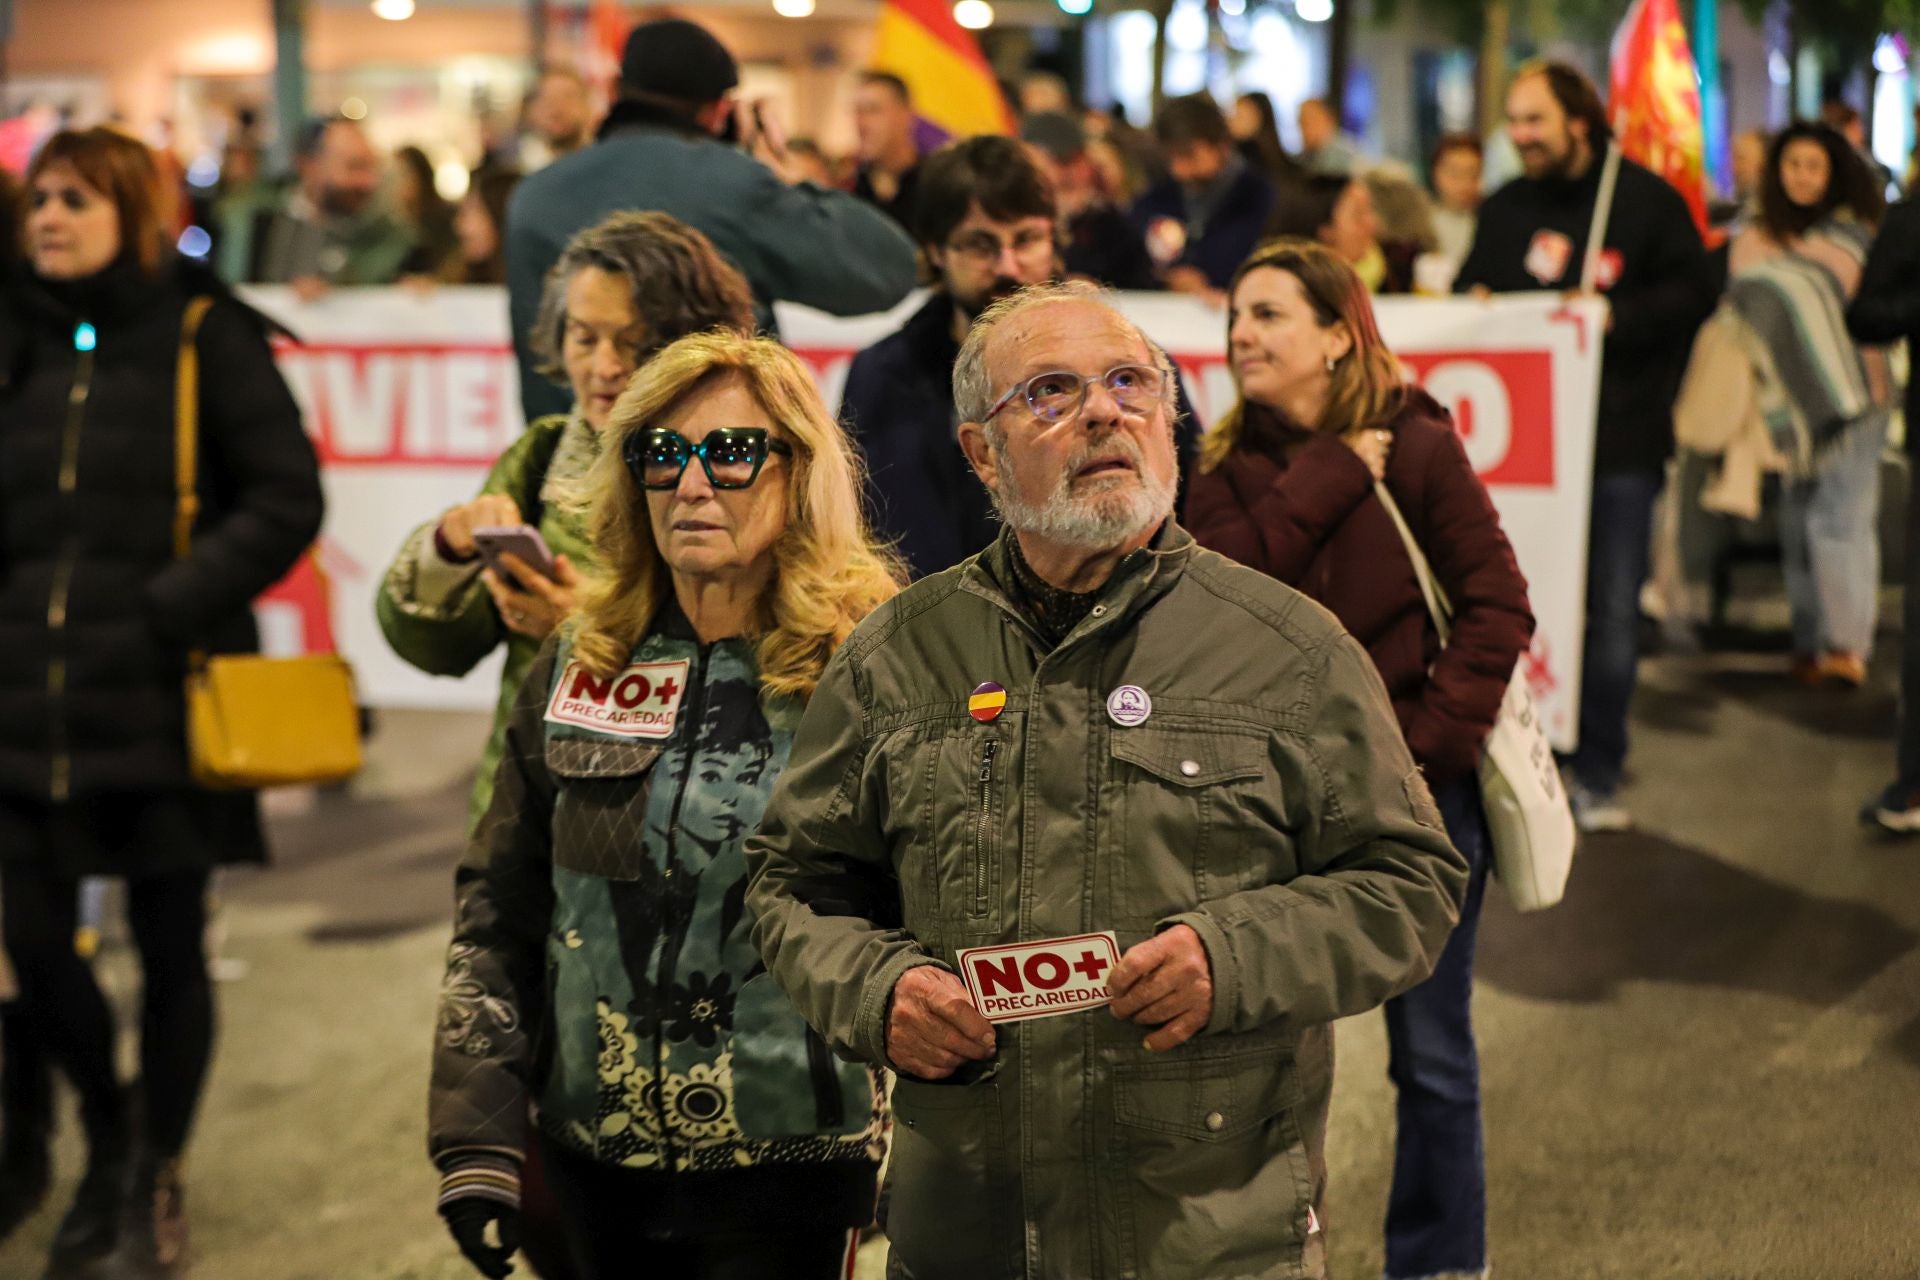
[
  {"xmin": 272, "ymin": 340, "xmax": 520, "ymax": 466},
  {"xmin": 569, "ymin": 670, "xmax": 615, "ymax": 703},
  {"xmin": 613, "ymin": 674, "xmax": 653, "ymax": 709},
  {"xmin": 653, "ymin": 677, "xmax": 680, "ymax": 706},
  {"xmin": 1398, "ymin": 350, "xmax": 1554, "ymax": 488},
  {"xmin": 975, "ymin": 956, "xmax": 1024, "ymax": 997},
  {"xmin": 1072, "ymin": 950, "xmax": 1110, "ymax": 981},
  {"xmin": 792, "ymin": 345, "xmax": 1557, "ymax": 490},
  {"xmin": 1024, "ymin": 953, "xmax": 1069, "ymax": 990}
]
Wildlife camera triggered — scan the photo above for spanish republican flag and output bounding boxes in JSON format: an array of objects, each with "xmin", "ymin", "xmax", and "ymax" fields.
[
  {"xmin": 1608, "ymin": 0, "xmax": 1710, "ymax": 237},
  {"xmin": 870, "ymin": 0, "xmax": 1015, "ymax": 143}
]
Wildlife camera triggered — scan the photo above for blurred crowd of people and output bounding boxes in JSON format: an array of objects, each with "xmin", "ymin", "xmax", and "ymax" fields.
[{"xmin": 0, "ymin": 11, "xmax": 1915, "ymax": 1280}]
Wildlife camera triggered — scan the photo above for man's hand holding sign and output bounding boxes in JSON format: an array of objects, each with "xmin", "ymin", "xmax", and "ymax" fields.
[
  {"xmin": 892, "ymin": 926, "xmax": 1215, "ymax": 1075},
  {"xmin": 1107, "ymin": 924, "xmax": 1215, "ymax": 1052},
  {"xmin": 886, "ymin": 965, "xmax": 996, "ymax": 1080}
]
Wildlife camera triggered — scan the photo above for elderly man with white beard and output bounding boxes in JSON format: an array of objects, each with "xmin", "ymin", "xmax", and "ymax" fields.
[{"xmin": 745, "ymin": 282, "xmax": 1466, "ymax": 1280}]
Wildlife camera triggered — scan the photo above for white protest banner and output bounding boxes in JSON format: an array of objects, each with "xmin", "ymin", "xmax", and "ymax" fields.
[
  {"xmin": 243, "ymin": 287, "xmax": 1600, "ymax": 750},
  {"xmin": 243, "ymin": 286, "xmax": 520, "ymax": 711}
]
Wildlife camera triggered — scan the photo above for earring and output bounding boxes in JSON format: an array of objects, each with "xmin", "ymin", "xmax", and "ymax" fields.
[{"xmin": 1325, "ymin": 354, "xmax": 1337, "ymax": 372}]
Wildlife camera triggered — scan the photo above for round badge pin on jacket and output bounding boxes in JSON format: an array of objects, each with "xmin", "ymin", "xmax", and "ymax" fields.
[
  {"xmin": 1106, "ymin": 685, "xmax": 1151, "ymax": 727},
  {"xmin": 969, "ymin": 682, "xmax": 1008, "ymax": 723}
]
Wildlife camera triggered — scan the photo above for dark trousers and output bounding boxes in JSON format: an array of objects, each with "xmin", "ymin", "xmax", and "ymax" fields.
[
  {"xmin": 1383, "ymin": 776, "xmax": 1492, "ymax": 1279},
  {"xmin": 1568, "ymin": 470, "xmax": 1665, "ymax": 796},
  {"xmin": 537, "ymin": 1133, "xmax": 854, "ymax": 1280},
  {"xmin": 0, "ymin": 863, "xmax": 214, "ymax": 1159},
  {"xmin": 1897, "ymin": 464, "xmax": 1920, "ymax": 792}
]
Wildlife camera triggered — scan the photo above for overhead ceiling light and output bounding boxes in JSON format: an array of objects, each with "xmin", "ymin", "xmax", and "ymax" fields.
[
  {"xmin": 371, "ymin": 0, "xmax": 415, "ymax": 21},
  {"xmin": 1295, "ymin": 0, "xmax": 1332, "ymax": 21},
  {"xmin": 773, "ymin": 0, "xmax": 816, "ymax": 15},
  {"xmin": 1058, "ymin": 0, "xmax": 1094, "ymax": 13},
  {"xmin": 954, "ymin": 0, "xmax": 995, "ymax": 29}
]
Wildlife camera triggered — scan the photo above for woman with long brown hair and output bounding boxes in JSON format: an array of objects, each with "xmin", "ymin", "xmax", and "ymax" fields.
[
  {"xmin": 1188, "ymin": 238, "xmax": 1532, "ymax": 1280},
  {"xmin": 0, "ymin": 128, "xmax": 323, "ymax": 1276},
  {"xmin": 1724, "ymin": 122, "xmax": 1891, "ymax": 687}
]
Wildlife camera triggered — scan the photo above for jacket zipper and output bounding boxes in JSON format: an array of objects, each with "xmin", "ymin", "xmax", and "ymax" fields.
[
  {"xmin": 654, "ymin": 644, "xmax": 708, "ymax": 1184},
  {"xmin": 972, "ymin": 739, "xmax": 998, "ymax": 916},
  {"xmin": 47, "ymin": 346, "xmax": 96, "ymax": 802}
]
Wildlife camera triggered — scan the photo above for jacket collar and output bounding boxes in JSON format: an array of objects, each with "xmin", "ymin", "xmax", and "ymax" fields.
[
  {"xmin": 898, "ymin": 290, "xmax": 962, "ymax": 366},
  {"xmin": 962, "ymin": 520, "xmax": 1194, "ymax": 654},
  {"xmin": 597, "ymin": 97, "xmax": 712, "ymax": 143}
]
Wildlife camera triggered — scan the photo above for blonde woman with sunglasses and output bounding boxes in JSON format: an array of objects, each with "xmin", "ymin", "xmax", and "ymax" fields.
[{"xmin": 427, "ymin": 331, "xmax": 903, "ymax": 1280}]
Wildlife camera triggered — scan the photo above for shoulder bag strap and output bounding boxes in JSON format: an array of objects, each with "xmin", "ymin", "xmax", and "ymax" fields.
[
  {"xmin": 173, "ymin": 297, "xmax": 216, "ymax": 561},
  {"xmin": 175, "ymin": 297, "xmax": 216, "ymax": 670},
  {"xmin": 1373, "ymin": 479, "xmax": 1454, "ymax": 646},
  {"xmin": 1579, "ymin": 139, "xmax": 1624, "ymax": 295}
]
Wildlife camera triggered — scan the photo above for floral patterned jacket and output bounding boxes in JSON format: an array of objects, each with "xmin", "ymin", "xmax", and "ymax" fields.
[{"xmin": 428, "ymin": 608, "xmax": 884, "ymax": 1209}]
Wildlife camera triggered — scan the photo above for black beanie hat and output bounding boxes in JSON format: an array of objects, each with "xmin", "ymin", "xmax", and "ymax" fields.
[{"xmin": 619, "ymin": 18, "xmax": 739, "ymax": 105}]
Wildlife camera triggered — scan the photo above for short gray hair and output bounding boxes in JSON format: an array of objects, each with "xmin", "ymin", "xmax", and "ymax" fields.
[
  {"xmin": 951, "ymin": 282, "xmax": 1179, "ymax": 438},
  {"xmin": 529, "ymin": 210, "xmax": 756, "ymax": 384}
]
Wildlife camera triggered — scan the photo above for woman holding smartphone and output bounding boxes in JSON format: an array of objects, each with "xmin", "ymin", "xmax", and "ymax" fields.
[{"xmin": 377, "ymin": 211, "xmax": 755, "ymax": 834}]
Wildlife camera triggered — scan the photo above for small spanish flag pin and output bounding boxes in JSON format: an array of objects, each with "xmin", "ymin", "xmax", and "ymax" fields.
[{"xmin": 968, "ymin": 681, "xmax": 1007, "ymax": 723}]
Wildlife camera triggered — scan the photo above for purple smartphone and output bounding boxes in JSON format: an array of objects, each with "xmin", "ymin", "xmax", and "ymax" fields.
[{"xmin": 473, "ymin": 525, "xmax": 558, "ymax": 590}]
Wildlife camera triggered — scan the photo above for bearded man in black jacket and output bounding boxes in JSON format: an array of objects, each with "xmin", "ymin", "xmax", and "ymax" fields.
[{"xmin": 1455, "ymin": 60, "xmax": 1714, "ymax": 834}]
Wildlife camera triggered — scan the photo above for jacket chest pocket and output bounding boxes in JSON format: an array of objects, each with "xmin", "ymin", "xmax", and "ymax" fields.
[
  {"xmin": 892, "ymin": 722, "xmax": 1012, "ymax": 934},
  {"xmin": 545, "ymin": 737, "xmax": 664, "ymax": 881},
  {"xmin": 1108, "ymin": 726, "xmax": 1273, "ymax": 926}
]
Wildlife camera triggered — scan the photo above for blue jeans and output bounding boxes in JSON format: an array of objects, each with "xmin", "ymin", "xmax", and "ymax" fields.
[
  {"xmin": 1780, "ymin": 413, "xmax": 1887, "ymax": 658},
  {"xmin": 1383, "ymin": 775, "xmax": 1491, "ymax": 1280},
  {"xmin": 1568, "ymin": 471, "xmax": 1663, "ymax": 797}
]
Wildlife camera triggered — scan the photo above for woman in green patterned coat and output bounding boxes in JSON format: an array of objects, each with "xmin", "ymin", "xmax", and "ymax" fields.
[
  {"xmin": 377, "ymin": 211, "xmax": 756, "ymax": 833},
  {"xmin": 428, "ymin": 331, "xmax": 904, "ymax": 1279}
]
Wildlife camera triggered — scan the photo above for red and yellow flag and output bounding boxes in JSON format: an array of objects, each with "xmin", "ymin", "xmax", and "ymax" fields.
[
  {"xmin": 870, "ymin": 0, "xmax": 1015, "ymax": 144},
  {"xmin": 586, "ymin": 0, "xmax": 631, "ymax": 94},
  {"xmin": 1609, "ymin": 0, "xmax": 1710, "ymax": 236}
]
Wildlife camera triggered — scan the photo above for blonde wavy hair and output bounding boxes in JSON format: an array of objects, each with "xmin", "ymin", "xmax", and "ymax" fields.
[
  {"xmin": 1199, "ymin": 237, "xmax": 1406, "ymax": 473},
  {"xmin": 569, "ymin": 331, "xmax": 904, "ymax": 700}
]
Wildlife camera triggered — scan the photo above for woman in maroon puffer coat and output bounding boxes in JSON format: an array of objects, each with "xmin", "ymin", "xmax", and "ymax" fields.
[{"xmin": 1188, "ymin": 238, "xmax": 1532, "ymax": 1280}]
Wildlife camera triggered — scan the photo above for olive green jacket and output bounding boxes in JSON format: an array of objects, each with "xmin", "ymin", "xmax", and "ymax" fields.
[
  {"xmin": 745, "ymin": 524, "xmax": 1467, "ymax": 1280},
  {"xmin": 375, "ymin": 414, "xmax": 597, "ymax": 832}
]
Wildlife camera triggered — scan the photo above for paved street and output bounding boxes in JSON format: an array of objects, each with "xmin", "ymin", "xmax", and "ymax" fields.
[{"xmin": 2, "ymin": 635, "xmax": 1917, "ymax": 1279}]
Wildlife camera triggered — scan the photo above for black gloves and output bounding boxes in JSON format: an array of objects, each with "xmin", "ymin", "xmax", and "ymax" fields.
[{"xmin": 441, "ymin": 1196, "xmax": 521, "ymax": 1279}]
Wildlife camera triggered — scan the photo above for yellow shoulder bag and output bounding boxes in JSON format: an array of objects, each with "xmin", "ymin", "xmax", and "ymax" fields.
[{"xmin": 176, "ymin": 297, "xmax": 363, "ymax": 788}]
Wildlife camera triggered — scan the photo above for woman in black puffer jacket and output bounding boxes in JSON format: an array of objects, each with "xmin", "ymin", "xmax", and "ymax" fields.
[{"xmin": 0, "ymin": 128, "xmax": 323, "ymax": 1278}]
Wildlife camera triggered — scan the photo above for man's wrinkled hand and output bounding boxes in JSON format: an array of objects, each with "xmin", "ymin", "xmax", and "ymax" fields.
[
  {"xmin": 886, "ymin": 965, "xmax": 996, "ymax": 1079},
  {"xmin": 1108, "ymin": 924, "xmax": 1214, "ymax": 1052}
]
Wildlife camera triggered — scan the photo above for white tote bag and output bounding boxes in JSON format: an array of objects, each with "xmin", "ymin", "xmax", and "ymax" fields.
[{"xmin": 1373, "ymin": 482, "xmax": 1576, "ymax": 911}]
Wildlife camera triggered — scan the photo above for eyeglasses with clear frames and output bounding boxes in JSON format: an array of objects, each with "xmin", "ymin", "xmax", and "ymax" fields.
[
  {"xmin": 945, "ymin": 226, "xmax": 1057, "ymax": 267},
  {"xmin": 983, "ymin": 363, "xmax": 1167, "ymax": 425}
]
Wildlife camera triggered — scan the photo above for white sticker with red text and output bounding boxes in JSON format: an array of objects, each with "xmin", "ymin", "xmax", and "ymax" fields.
[
  {"xmin": 956, "ymin": 932, "xmax": 1122, "ymax": 1025},
  {"xmin": 545, "ymin": 659, "xmax": 690, "ymax": 740}
]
